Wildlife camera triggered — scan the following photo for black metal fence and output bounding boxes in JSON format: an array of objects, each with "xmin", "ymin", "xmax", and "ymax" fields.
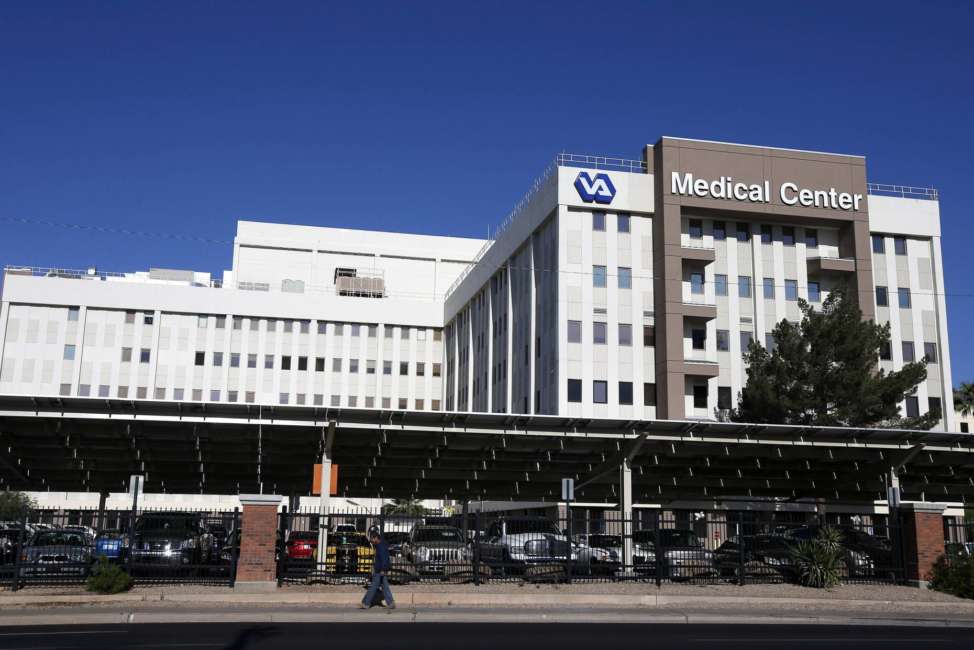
[
  {"xmin": 943, "ymin": 517, "xmax": 974, "ymax": 564},
  {"xmin": 0, "ymin": 507, "xmax": 239, "ymax": 590},
  {"xmin": 275, "ymin": 507, "xmax": 904, "ymax": 586}
]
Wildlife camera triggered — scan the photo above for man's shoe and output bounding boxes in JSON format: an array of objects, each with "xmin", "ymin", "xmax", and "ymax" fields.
[
  {"xmin": 387, "ymin": 602, "xmax": 396, "ymax": 610},
  {"xmin": 358, "ymin": 603, "xmax": 368, "ymax": 609}
]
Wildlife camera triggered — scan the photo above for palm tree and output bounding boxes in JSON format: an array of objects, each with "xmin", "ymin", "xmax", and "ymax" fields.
[
  {"xmin": 954, "ymin": 383, "xmax": 974, "ymax": 417},
  {"xmin": 382, "ymin": 498, "xmax": 426, "ymax": 516}
]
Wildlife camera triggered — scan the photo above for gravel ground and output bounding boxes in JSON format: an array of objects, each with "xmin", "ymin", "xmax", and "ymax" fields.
[{"xmin": 0, "ymin": 581, "xmax": 966, "ymax": 604}]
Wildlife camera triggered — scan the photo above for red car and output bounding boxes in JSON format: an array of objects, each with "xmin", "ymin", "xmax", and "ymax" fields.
[{"xmin": 286, "ymin": 531, "xmax": 319, "ymax": 560}]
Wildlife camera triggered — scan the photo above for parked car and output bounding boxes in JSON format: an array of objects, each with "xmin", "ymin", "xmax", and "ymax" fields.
[
  {"xmin": 477, "ymin": 517, "xmax": 595, "ymax": 575},
  {"xmin": 206, "ymin": 523, "xmax": 230, "ymax": 552},
  {"xmin": 784, "ymin": 526, "xmax": 877, "ymax": 578},
  {"xmin": 19, "ymin": 529, "xmax": 94, "ymax": 577},
  {"xmin": 574, "ymin": 534, "xmax": 623, "ymax": 573},
  {"xmin": 318, "ymin": 531, "xmax": 374, "ymax": 575},
  {"xmin": 285, "ymin": 531, "xmax": 319, "ymax": 562},
  {"xmin": 631, "ymin": 529, "xmax": 715, "ymax": 580},
  {"xmin": 219, "ymin": 528, "xmax": 283, "ymax": 567},
  {"xmin": 94, "ymin": 531, "xmax": 130, "ymax": 563},
  {"xmin": 62, "ymin": 525, "xmax": 98, "ymax": 541},
  {"xmin": 129, "ymin": 512, "xmax": 215, "ymax": 570},
  {"xmin": 714, "ymin": 534, "xmax": 797, "ymax": 580},
  {"xmin": 383, "ymin": 531, "xmax": 409, "ymax": 558},
  {"xmin": 334, "ymin": 524, "xmax": 357, "ymax": 534},
  {"xmin": 402, "ymin": 525, "xmax": 469, "ymax": 574}
]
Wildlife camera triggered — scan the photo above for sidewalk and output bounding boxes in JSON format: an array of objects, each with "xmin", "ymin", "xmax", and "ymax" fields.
[{"xmin": 1, "ymin": 583, "xmax": 973, "ymax": 625}]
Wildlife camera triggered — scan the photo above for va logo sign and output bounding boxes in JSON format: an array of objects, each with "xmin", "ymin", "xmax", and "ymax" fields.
[{"xmin": 574, "ymin": 171, "xmax": 616, "ymax": 204}]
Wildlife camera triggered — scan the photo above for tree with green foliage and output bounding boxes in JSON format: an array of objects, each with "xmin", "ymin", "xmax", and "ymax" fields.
[
  {"xmin": 732, "ymin": 288, "xmax": 938, "ymax": 429},
  {"xmin": 0, "ymin": 491, "xmax": 35, "ymax": 520},
  {"xmin": 381, "ymin": 498, "xmax": 427, "ymax": 516},
  {"xmin": 954, "ymin": 382, "xmax": 974, "ymax": 417}
]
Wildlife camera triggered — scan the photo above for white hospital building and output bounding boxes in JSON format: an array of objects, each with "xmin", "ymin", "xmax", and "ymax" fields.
[{"xmin": 0, "ymin": 137, "xmax": 955, "ymax": 432}]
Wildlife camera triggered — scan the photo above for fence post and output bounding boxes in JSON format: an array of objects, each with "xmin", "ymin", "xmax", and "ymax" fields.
[
  {"xmin": 654, "ymin": 511, "xmax": 663, "ymax": 588},
  {"xmin": 737, "ymin": 518, "xmax": 746, "ymax": 586},
  {"xmin": 229, "ymin": 508, "xmax": 240, "ymax": 587},
  {"xmin": 565, "ymin": 506, "xmax": 573, "ymax": 585},
  {"xmin": 276, "ymin": 505, "xmax": 288, "ymax": 586},
  {"xmin": 125, "ymin": 492, "xmax": 139, "ymax": 576},
  {"xmin": 10, "ymin": 507, "xmax": 28, "ymax": 592},
  {"xmin": 472, "ymin": 510, "xmax": 481, "ymax": 586}
]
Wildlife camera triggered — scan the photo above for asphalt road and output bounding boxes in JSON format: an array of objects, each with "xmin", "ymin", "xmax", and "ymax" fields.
[{"xmin": 0, "ymin": 623, "xmax": 973, "ymax": 649}]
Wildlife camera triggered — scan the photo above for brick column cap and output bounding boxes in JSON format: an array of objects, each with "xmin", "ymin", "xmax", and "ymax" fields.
[
  {"xmin": 898, "ymin": 502, "xmax": 947, "ymax": 514},
  {"xmin": 239, "ymin": 494, "xmax": 283, "ymax": 507}
]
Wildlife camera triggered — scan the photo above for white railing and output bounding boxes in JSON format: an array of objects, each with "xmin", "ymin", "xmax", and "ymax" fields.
[
  {"xmin": 555, "ymin": 152, "xmax": 648, "ymax": 173},
  {"xmin": 867, "ymin": 183, "xmax": 938, "ymax": 201}
]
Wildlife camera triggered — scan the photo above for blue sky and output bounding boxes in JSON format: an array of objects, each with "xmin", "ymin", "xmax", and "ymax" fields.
[{"xmin": 1, "ymin": 1, "xmax": 972, "ymax": 382}]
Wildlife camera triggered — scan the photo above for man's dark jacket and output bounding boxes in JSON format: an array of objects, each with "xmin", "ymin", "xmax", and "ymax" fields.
[{"xmin": 373, "ymin": 540, "xmax": 392, "ymax": 573}]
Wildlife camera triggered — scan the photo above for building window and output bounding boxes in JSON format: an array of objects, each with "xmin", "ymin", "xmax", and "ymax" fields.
[
  {"xmin": 738, "ymin": 276, "xmax": 752, "ymax": 298},
  {"xmin": 761, "ymin": 224, "xmax": 773, "ymax": 244},
  {"xmin": 314, "ymin": 357, "xmax": 325, "ymax": 372},
  {"xmin": 618, "ymin": 267, "xmax": 632, "ymax": 289},
  {"xmin": 618, "ymin": 323, "xmax": 632, "ymax": 346},
  {"xmin": 249, "ymin": 318, "xmax": 259, "ymax": 332},
  {"xmin": 231, "ymin": 352, "xmax": 242, "ymax": 368},
  {"xmin": 736, "ymin": 223, "xmax": 750, "ymax": 242},
  {"xmin": 215, "ymin": 316, "xmax": 226, "ymax": 329},
  {"xmin": 876, "ymin": 286, "xmax": 889, "ymax": 307},
  {"xmin": 693, "ymin": 384, "xmax": 708, "ymax": 409},
  {"xmin": 401, "ymin": 327, "xmax": 410, "ymax": 340},
  {"xmin": 173, "ymin": 388, "xmax": 184, "ymax": 400},
  {"xmin": 281, "ymin": 356, "xmax": 292, "ymax": 370},
  {"xmin": 140, "ymin": 348, "xmax": 151, "ymax": 364},
  {"xmin": 593, "ymin": 212, "xmax": 606, "ymax": 231},
  {"xmin": 690, "ymin": 272, "xmax": 704, "ymax": 295},
  {"xmin": 808, "ymin": 281, "xmax": 821, "ymax": 303},
  {"xmin": 643, "ymin": 383, "xmax": 657, "ymax": 407},
  {"xmin": 688, "ymin": 219, "xmax": 703, "ymax": 239},
  {"xmin": 961, "ymin": 422, "xmax": 969, "ymax": 433},
  {"xmin": 765, "ymin": 333, "xmax": 776, "ymax": 353},
  {"xmin": 194, "ymin": 351, "xmax": 205, "ymax": 366},
  {"xmin": 902, "ymin": 341, "xmax": 916, "ymax": 362},
  {"xmin": 763, "ymin": 277, "xmax": 775, "ymax": 299},
  {"xmin": 333, "ymin": 358, "xmax": 342, "ymax": 372},
  {"xmin": 332, "ymin": 395, "xmax": 342, "ymax": 407},
  {"xmin": 593, "ymin": 265, "xmax": 607, "ymax": 288},
  {"xmin": 298, "ymin": 320, "xmax": 309, "ymax": 334},
  {"xmin": 567, "ymin": 320, "xmax": 582, "ymax": 343},
  {"xmin": 144, "ymin": 314, "xmax": 154, "ymax": 326},
  {"xmin": 715, "ymin": 274, "xmax": 728, "ymax": 296},
  {"xmin": 121, "ymin": 347, "xmax": 132, "ymax": 362},
  {"xmin": 383, "ymin": 360, "xmax": 392, "ymax": 375},
  {"xmin": 264, "ymin": 355, "xmax": 274, "ymax": 369},
  {"xmin": 192, "ymin": 389, "xmax": 202, "ymax": 401},
  {"xmin": 136, "ymin": 387, "xmax": 148, "ymax": 399},
  {"xmin": 433, "ymin": 363, "xmax": 442, "ymax": 377},
  {"xmin": 805, "ymin": 228, "xmax": 818, "ymax": 248},
  {"xmin": 384, "ymin": 326, "xmax": 394, "ymax": 339},
  {"xmin": 691, "ymin": 328, "xmax": 706, "ymax": 350},
  {"xmin": 416, "ymin": 362, "xmax": 425, "ymax": 376},
  {"xmin": 78, "ymin": 384, "xmax": 91, "ymax": 397},
  {"xmin": 593, "ymin": 380, "xmax": 608, "ymax": 404},
  {"xmin": 643, "ymin": 325, "xmax": 655, "ymax": 347},
  {"xmin": 782, "ymin": 226, "xmax": 795, "ymax": 246},
  {"xmin": 233, "ymin": 316, "xmax": 243, "ymax": 330},
  {"xmin": 894, "ymin": 237, "xmax": 907, "ymax": 255},
  {"xmin": 567, "ymin": 379, "xmax": 582, "ymax": 403},
  {"xmin": 279, "ymin": 393, "xmax": 289, "ymax": 405},
  {"xmin": 713, "ymin": 221, "xmax": 726, "ymax": 241},
  {"xmin": 898, "ymin": 288, "xmax": 911, "ymax": 309},
  {"xmin": 716, "ymin": 329, "xmax": 729, "ymax": 351},
  {"xmin": 125, "ymin": 311, "xmax": 136, "ymax": 324},
  {"xmin": 740, "ymin": 331, "xmax": 754, "ymax": 354},
  {"xmin": 398, "ymin": 398, "xmax": 408, "ymax": 410},
  {"xmin": 717, "ymin": 386, "xmax": 732, "ymax": 410},
  {"xmin": 905, "ymin": 396, "xmax": 919, "ymax": 418},
  {"xmin": 400, "ymin": 361, "xmax": 409, "ymax": 375},
  {"xmin": 593, "ymin": 322, "xmax": 607, "ymax": 344},
  {"xmin": 116, "ymin": 385, "xmax": 128, "ymax": 398},
  {"xmin": 617, "ymin": 213, "xmax": 630, "ymax": 233},
  {"xmin": 880, "ymin": 341, "xmax": 892, "ymax": 360},
  {"xmin": 929, "ymin": 396, "xmax": 942, "ymax": 417},
  {"xmin": 248, "ymin": 353, "xmax": 257, "ymax": 369},
  {"xmin": 197, "ymin": 315, "xmax": 208, "ymax": 328},
  {"xmin": 228, "ymin": 391, "xmax": 238, "ymax": 403},
  {"xmin": 367, "ymin": 360, "xmax": 376, "ymax": 374},
  {"xmin": 210, "ymin": 390, "xmax": 220, "ymax": 402},
  {"xmin": 213, "ymin": 351, "xmax": 224, "ymax": 367},
  {"xmin": 63, "ymin": 344, "xmax": 76, "ymax": 360},
  {"xmin": 872, "ymin": 235, "xmax": 885, "ymax": 254},
  {"xmin": 785, "ymin": 279, "xmax": 798, "ymax": 301},
  {"xmin": 924, "ymin": 342, "xmax": 938, "ymax": 363},
  {"xmin": 68, "ymin": 307, "xmax": 80, "ymax": 322},
  {"xmin": 351, "ymin": 324, "xmax": 361, "ymax": 337},
  {"xmin": 369, "ymin": 325, "xmax": 378, "ymax": 338},
  {"xmin": 619, "ymin": 381, "xmax": 633, "ymax": 405},
  {"xmin": 296, "ymin": 356, "xmax": 307, "ymax": 371}
]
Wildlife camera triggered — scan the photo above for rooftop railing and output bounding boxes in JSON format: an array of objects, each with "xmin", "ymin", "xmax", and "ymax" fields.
[
  {"xmin": 555, "ymin": 152, "xmax": 648, "ymax": 173},
  {"xmin": 866, "ymin": 183, "xmax": 938, "ymax": 201}
]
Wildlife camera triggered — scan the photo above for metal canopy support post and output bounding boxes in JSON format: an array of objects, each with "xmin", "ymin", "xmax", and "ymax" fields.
[
  {"xmin": 317, "ymin": 421, "xmax": 336, "ymax": 568},
  {"xmin": 620, "ymin": 459, "xmax": 633, "ymax": 572}
]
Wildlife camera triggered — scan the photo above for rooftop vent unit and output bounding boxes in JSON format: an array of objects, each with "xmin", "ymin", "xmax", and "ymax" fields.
[{"xmin": 335, "ymin": 268, "xmax": 385, "ymax": 298}]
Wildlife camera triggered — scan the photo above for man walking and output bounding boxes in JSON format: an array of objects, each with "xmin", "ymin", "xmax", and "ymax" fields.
[{"xmin": 360, "ymin": 526, "xmax": 395, "ymax": 609}]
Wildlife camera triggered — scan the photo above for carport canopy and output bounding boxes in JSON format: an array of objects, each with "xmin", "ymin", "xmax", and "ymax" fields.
[{"xmin": 1, "ymin": 396, "xmax": 974, "ymax": 505}]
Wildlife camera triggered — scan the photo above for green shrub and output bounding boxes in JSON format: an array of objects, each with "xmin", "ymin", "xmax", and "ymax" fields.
[
  {"xmin": 791, "ymin": 526, "xmax": 844, "ymax": 589},
  {"xmin": 86, "ymin": 556, "xmax": 133, "ymax": 594},
  {"xmin": 929, "ymin": 554, "xmax": 974, "ymax": 599}
]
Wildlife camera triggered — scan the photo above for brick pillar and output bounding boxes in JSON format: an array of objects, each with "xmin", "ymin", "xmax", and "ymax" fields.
[
  {"xmin": 234, "ymin": 494, "xmax": 283, "ymax": 592},
  {"xmin": 898, "ymin": 502, "xmax": 946, "ymax": 588}
]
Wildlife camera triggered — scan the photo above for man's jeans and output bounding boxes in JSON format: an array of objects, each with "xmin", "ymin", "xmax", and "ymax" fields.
[{"xmin": 362, "ymin": 573, "xmax": 394, "ymax": 607}]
